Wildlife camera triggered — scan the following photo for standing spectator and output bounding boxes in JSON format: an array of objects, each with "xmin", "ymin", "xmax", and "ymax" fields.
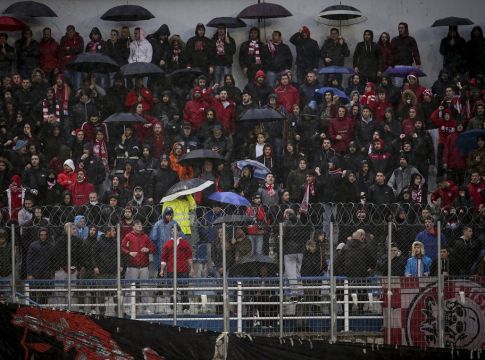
[
  {"xmin": 243, "ymin": 69, "xmax": 273, "ymax": 107},
  {"xmin": 0, "ymin": 33, "xmax": 16, "ymax": 78},
  {"xmin": 122, "ymin": 219, "xmax": 156, "ymax": 314},
  {"xmin": 211, "ymin": 25, "xmax": 236, "ymax": 85},
  {"xmin": 128, "ymin": 27, "xmax": 153, "ymax": 64},
  {"xmin": 415, "ymin": 217, "xmax": 447, "ymax": 261},
  {"xmin": 274, "ymin": 73, "xmax": 300, "ymax": 114},
  {"xmin": 147, "ymin": 24, "xmax": 171, "ymax": 71},
  {"xmin": 442, "ymin": 124, "xmax": 467, "ymax": 185},
  {"xmin": 15, "ymin": 28, "xmax": 39, "ymax": 80},
  {"xmin": 77, "ymin": 143, "xmax": 106, "ymax": 192},
  {"xmin": 377, "ymin": 32, "xmax": 393, "ymax": 75},
  {"xmin": 387, "ymin": 155, "xmax": 424, "ymax": 197},
  {"xmin": 239, "ymin": 27, "xmax": 266, "ymax": 81},
  {"xmin": 439, "ymin": 26, "xmax": 467, "ymax": 77},
  {"xmin": 185, "ymin": 23, "xmax": 213, "ymax": 75},
  {"xmin": 466, "ymin": 26, "xmax": 485, "ymax": 78},
  {"xmin": 390, "ymin": 22, "xmax": 421, "ymax": 86},
  {"xmin": 404, "ymin": 241, "xmax": 432, "ymax": 277},
  {"xmin": 467, "ymin": 136, "xmax": 485, "ymax": 177},
  {"xmin": 375, "ymin": 243, "xmax": 407, "ymax": 276},
  {"xmin": 353, "ymin": 30, "xmax": 380, "ymax": 83},
  {"xmin": 210, "ymin": 89, "xmax": 236, "ymax": 135},
  {"xmin": 264, "ymin": 30, "xmax": 292, "ymax": 87},
  {"xmin": 59, "ymin": 25, "xmax": 84, "ymax": 91},
  {"xmin": 367, "ymin": 171, "xmax": 395, "ymax": 205},
  {"xmin": 290, "ymin": 26, "xmax": 320, "ymax": 84},
  {"xmin": 105, "ymin": 29, "xmax": 129, "ymax": 66},
  {"xmin": 452, "ymin": 226, "xmax": 479, "ymax": 275},
  {"xmin": 162, "ymin": 194, "xmax": 196, "ymax": 241},
  {"xmin": 329, "ymin": 106, "xmax": 354, "ymax": 153},
  {"xmin": 150, "ymin": 207, "xmax": 177, "ymax": 275},
  {"xmin": 431, "ymin": 247, "xmax": 456, "ymax": 276},
  {"xmin": 69, "ymin": 169, "xmax": 95, "ymax": 207},
  {"xmin": 466, "ymin": 171, "xmax": 485, "ymax": 210},
  {"xmin": 246, "ymin": 193, "xmax": 269, "ymax": 255},
  {"xmin": 26, "ymin": 227, "xmax": 54, "ymax": 282},
  {"xmin": 431, "ymin": 177, "xmax": 458, "ymax": 210},
  {"xmin": 320, "ymin": 28, "xmax": 350, "ymax": 83}
]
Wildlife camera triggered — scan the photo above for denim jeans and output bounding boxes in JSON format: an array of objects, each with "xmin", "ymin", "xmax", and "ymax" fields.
[
  {"xmin": 214, "ymin": 65, "xmax": 231, "ymax": 85},
  {"xmin": 249, "ymin": 234, "xmax": 264, "ymax": 255}
]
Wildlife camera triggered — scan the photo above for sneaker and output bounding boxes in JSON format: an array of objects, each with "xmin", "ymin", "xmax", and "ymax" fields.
[{"xmin": 89, "ymin": 309, "xmax": 97, "ymax": 316}]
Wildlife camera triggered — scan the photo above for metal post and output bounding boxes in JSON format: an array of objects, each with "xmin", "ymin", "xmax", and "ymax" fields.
[
  {"xmin": 386, "ymin": 222, "xmax": 393, "ymax": 345},
  {"xmin": 24, "ymin": 283, "xmax": 30, "ymax": 305},
  {"xmin": 279, "ymin": 222, "xmax": 284, "ymax": 338},
  {"xmin": 237, "ymin": 281, "xmax": 243, "ymax": 333},
  {"xmin": 222, "ymin": 222, "xmax": 228, "ymax": 333},
  {"xmin": 437, "ymin": 221, "xmax": 444, "ymax": 348},
  {"xmin": 130, "ymin": 282, "xmax": 136, "ymax": 319},
  {"xmin": 10, "ymin": 224, "xmax": 16, "ymax": 303},
  {"xmin": 329, "ymin": 222, "xmax": 336, "ymax": 343},
  {"xmin": 116, "ymin": 224, "xmax": 122, "ymax": 318},
  {"xmin": 343, "ymin": 279, "xmax": 349, "ymax": 332},
  {"xmin": 173, "ymin": 224, "xmax": 178, "ymax": 326},
  {"xmin": 67, "ymin": 223, "xmax": 72, "ymax": 311}
]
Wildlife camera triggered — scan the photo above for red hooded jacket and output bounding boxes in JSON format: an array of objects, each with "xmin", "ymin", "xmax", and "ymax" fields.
[
  {"xmin": 183, "ymin": 87, "xmax": 210, "ymax": 129},
  {"xmin": 39, "ymin": 37, "xmax": 60, "ymax": 73},
  {"xmin": 122, "ymin": 229, "xmax": 156, "ymax": 268},
  {"xmin": 69, "ymin": 175, "xmax": 95, "ymax": 207},
  {"xmin": 328, "ymin": 113, "xmax": 355, "ymax": 153},
  {"xmin": 430, "ymin": 108, "xmax": 457, "ymax": 144}
]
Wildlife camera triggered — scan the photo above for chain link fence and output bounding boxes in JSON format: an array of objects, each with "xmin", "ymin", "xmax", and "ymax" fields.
[{"xmin": 1, "ymin": 202, "xmax": 484, "ymax": 346}]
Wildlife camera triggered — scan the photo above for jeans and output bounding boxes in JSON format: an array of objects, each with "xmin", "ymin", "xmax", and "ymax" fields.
[
  {"xmin": 249, "ymin": 234, "xmax": 264, "ymax": 255},
  {"xmin": 284, "ymin": 253, "xmax": 303, "ymax": 296},
  {"xmin": 123, "ymin": 266, "xmax": 151, "ymax": 311},
  {"xmin": 392, "ymin": 65, "xmax": 408, "ymax": 87},
  {"xmin": 323, "ymin": 203, "xmax": 339, "ymax": 244},
  {"xmin": 214, "ymin": 65, "xmax": 231, "ymax": 85},
  {"xmin": 63, "ymin": 69, "xmax": 82, "ymax": 91}
]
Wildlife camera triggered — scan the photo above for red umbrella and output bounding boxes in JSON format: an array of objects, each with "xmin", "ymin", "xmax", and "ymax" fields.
[{"xmin": 0, "ymin": 16, "xmax": 27, "ymax": 31}]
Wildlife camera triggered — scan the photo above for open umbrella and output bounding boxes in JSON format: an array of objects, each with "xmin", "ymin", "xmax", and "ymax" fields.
[
  {"xmin": 238, "ymin": 2, "xmax": 292, "ymax": 19},
  {"xmin": 230, "ymin": 254, "xmax": 278, "ymax": 277},
  {"xmin": 236, "ymin": 159, "xmax": 270, "ymax": 180},
  {"xmin": 237, "ymin": 107, "xmax": 285, "ymax": 123},
  {"xmin": 318, "ymin": 65, "xmax": 354, "ymax": 75},
  {"xmin": 121, "ymin": 62, "xmax": 164, "ymax": 77},
  {"xmin": 213, "ymin": 215, "xmax": 253, "ymax": 225},
  {"xmin": 167, "ymin": 67, "xmax": 208, "ymax": 84},
  {"xmin": 65, "ymin": 53, "xmax": 120, "ymax": 73},
  {"xmin": 456, "ymin": 129, "xmax": 485, "ymax": 155},
  {"xmin": 316, "ymin": 4, "xmax": 367, "ymax": 31},
  {"xmin": 161, "ymin": 179, "xmax": 214, "ymax": 203},
  {"xmin": 315, "ymin": 87, "xmax": 349, "ymax": 101},
  {"xmin": 104, "ymin": 113, "xmax": 146, "ymax": 124},
  {"xmin": 0, "ymin": 16, "xmax": 27, "ymax": 31},
  {"xmin": 178, "ymin": 149, "xmax": 225, "ymax": 165},
  {"xmin": 3, "ymin": 1, "xmax": 57, "ymax": 17},
  {"xmin": 207, "ymin": 17, "xmax": 247, "ymax": 29},
  {"xmin": 208, "ymin": 192, "xmax": 251, "ymax": 207},
  {"xmin": 431, "ymin": 17, "xmax": 474, "ymax": 27},
  {"xmin": 384, "ymin": 66, "xmax": 426, "ymax": 78},
  {"xmin": 101, "ymin": 5, "xmax": 155, "ymax": 22}
]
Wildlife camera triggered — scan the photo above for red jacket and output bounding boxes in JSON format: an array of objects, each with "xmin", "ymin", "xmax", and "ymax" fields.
[
  {"xmin": 374, "ymin": 100, "xmax": 392, "ymax": 124},
  {"xmin": 69, "ymin": 179, "xmax": 95, "ymax": 207},
  {"xmin": 328, "ymin": 116, "xmax": 355, "ymax": 153},
  {"xmin": 210, "ymin": 99, "xmax": 236, "ymax": 134},
  {"xmin": 161, "ymin": 237, "xmax": 193, "ymax": 273},
  {"xmin": 125, "ymin": 87, "xmax": 154, "ymax": 113},
  {"xmin": 57, "ymin": 170, "xmax": 77, "ymax": 189},
  {"xmin": 430, "ymin": 109, "xmax": 457, "ymax": 145},
  {"xmin": 467, "ymin": 182, "xmax": 485, "ymax": 210},
  {"xmin": 431, "ymin": 180, "xmax": 458, "ymax": 209},
  {"xmin": 274, "ymin": 84, "xmax": 300, "ymax": 113},
  {"xmin": 246, "ymin": 206, "xmax": 269, "ymax": 235},
  {"xmin": 39, "ymin": 38, "xmax": 60, "ymax": 73},
  {"xmin": 59, "ymin": 32, "xmax": 84, "ymax": 69},
  {"xmin": 442, "ymin": 132, "xmax": 466, "ymax": 170},
  {"xmin": 183, "ymin": 98, "xmax": 209, "ymax": 129},
  {"xmin": 122, "ymin": 230, "xmax": 156, "ymax": 268},
  {"xmin": 401, "ymin": 118, "xmax": 415, "ymax": 136}
]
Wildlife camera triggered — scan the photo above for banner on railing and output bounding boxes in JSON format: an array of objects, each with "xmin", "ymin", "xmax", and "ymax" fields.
[{"xmin": 382, "ymin": 278, "xmax": 485, "ymax": 349}]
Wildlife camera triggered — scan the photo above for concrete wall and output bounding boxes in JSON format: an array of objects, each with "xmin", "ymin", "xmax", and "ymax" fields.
[{"xmin": 3, "ymin": 0, "xmax": 485, "ymax": 87}]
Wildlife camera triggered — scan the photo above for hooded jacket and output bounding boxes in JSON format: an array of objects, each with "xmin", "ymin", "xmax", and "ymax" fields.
[
  {"xmin": 148, "ymin": 24, "xmax": 171, "ymax": 68},
  {"xmin": 85, "ymin": 27, "xmax": 105, "ymax": 53},
  {"xmin": 183, "ymin": 87, "xmax": 210, "ymax": 129},
  {"xmin": 466, "ymin": 26, "xmax": 485, "ymax": 76},
  {"xmin": 162, "ymin": 195, "xmax": 196, "ymax": 235},
  {"xmin": 353, "ymin": 30, "xmax": 380, "ymax": 79},
  {"xmin": 128, "ymin": 28, "xmax": 153, "ymax": 63},
  {"xmin": 390, "ymin": 23, "xmax": 421, "ymax": 66},
  {"xmin": 59, "ymin": 28, "xmax": 84, "ymax": 69},
  {"xmin": 289, "ymin": 30, "xmax": 320, "ymax": 72},
  {"xmin": 150, "ymin": 207, "xmax": 178, "ymax": 268},
  {"xmin": 69, "ymin": 173, "xmax": 95, "ymax": 207},
  {"xmin": 122, "ymin": 228, "xmax": 155, "ymax": 268},
  {"xmin": 185, "ymin": 23, "xmax": 214, "ymax": 72},
  {"xmin": 169, "ymin": 142, "xmax": 193, "ymax": 180}
]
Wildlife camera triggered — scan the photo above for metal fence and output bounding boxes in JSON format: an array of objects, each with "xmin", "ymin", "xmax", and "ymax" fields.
[{"xmin": 1, "ymin": 202, "xmax": 484, "ymax": 349}]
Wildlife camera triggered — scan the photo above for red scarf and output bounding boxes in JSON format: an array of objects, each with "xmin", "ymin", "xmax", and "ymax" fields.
[
  {"xmin": 93, "ymin": 139, "xmax": 109, "ymax": 174},
  {"xmin": 54, "ymin": 84, "xmax": 69, "ymax": 115},
  {"xmin": 267, "ymin": 40, "xmax": 277, "ymax": 57},
  {"xmin": 216, "ymin": 36, "xmax": 225, "ymax": 56},
  {"xmin": 42, "ymin": 99, "xmax": 60, "ymax": 122},
  {"xmin": 265, "ymin": 183, "xmax": 275, "ymax": 196},
  {"xmin": 248, "ymin": 40, "xmax": 261, "ymax": 65},
  {"xmin": 300, "ymin": 182, "xmax": 315, "ymax": 214}
]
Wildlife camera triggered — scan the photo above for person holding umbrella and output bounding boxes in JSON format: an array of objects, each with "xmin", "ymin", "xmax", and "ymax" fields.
[
  {"xmin": 211, "ymin": 25, "xmax": 236, "ymax": 85},
  {"xmin": 320, "ymin": 28, "xmax": 350, "ymax": 83},
  {"xmin": 290, "ymin": 26, "xmax": 320, "ymax": 84},
  {"xmin": 439, "ymin": 26, "xmax": 467, "ymax": 77}
]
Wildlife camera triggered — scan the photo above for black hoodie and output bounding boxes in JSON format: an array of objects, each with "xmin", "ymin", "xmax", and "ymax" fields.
[
  {"xmin": 466, "ymin": 26, "xmax": 485, "ymax": 77},
  {"xmin": 148, "ymin": 24, "xmax": 171, "ymax": 68},
  {"xmin": 353, "ymin": 30, "xmax": 380, "ymax": 79},
  {"xmin": 185, "ymin": 23, "xmax": 214, "ymax": 72}
]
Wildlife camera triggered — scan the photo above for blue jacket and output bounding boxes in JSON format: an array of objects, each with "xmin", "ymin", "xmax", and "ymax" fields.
[
  {"xmin": 415, "ymin": 230, "xmax": 447, "ymax": 261},
  {"xmin": 405, "ymin": 256, "xmax": 432, "ymax": 277},
  {"xmin": 150, "ymin": 208, "xmax": 178, "ymax": 270}
]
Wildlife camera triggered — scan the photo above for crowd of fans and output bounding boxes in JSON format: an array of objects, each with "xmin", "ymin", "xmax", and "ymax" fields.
[{"xmin": 0, "ymin": 19, "xmax": 485, "ymax": 293}]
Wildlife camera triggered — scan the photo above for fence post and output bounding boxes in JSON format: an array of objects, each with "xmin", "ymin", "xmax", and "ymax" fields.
[
  {"xmin": 67, "ymin": 223, "xmax": 72, "ymax": 311},
  {"xmin": 222, "ymin": 222, "xmax": 228, "ymax": 333},
  {"xmin": 173, "ymin": 224, "xmax": 178, "ymax": 326},
  {"xmin": 237, "ymin": 281, "xmax": 242, "ymax": 333},
  {"xmin": 10, "ymin": 224, "xmax": 16, "ymax": 303},
  {"xmin": 279, "ymin": 222, "xmax": 284, "ymax": 338},
  {"xmin": 343, "ymin": 279, "xmax": 349, "ymax": 332},
  {"xmin": 437, "ymin": 221, "xmax": 444, "ymax": 348},
  {"xmin": 116, "ymin": 224, "xmax": 122, "ymax": 318},
  {"xmin": 130, "ymin": 282, "xmax": 136, "ymax": 319},
  {"xmin": 329, "ymin": 222, "xmax": 336, "ymax": 343},
  {"xmin": 24, "ymin": 283, "xmax": 30, "ymax": 305},
  {"xmin": 386, "ymin": 222, "xmax": 392, "ymax": 345}
]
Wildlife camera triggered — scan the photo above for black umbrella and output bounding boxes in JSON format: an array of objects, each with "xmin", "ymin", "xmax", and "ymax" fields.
[
  {"xmin": 161, "ymin": 179, "xmax": 214, "ymax": 203},
  {"xmin": 213, "ymin": 215, "xmax": 253, "ymax": 225},
  {"xmin": 207, "ymin": 17, "xmax": 247, "ymax": 29},
  {"xmin": 101, "ymin": 5, "xmax": 155, "ymax": 21},
  {"xmin": 3, "ymin": 1, "xmax": 57, "ymax": 17},
  {"xmin": 237, "ymin": 107, "xmax": 285, "ymax": 123},
  {"xmin": 65, "ymin": 53, "xmax": 120, "ymax": 73},
  {"xmin": 238, "ymin": 2, "xmax": 292, "ymax": 19},
  {"xmin": 178, "ymin": 149, "xmax": 225, "ymax": 165},
  {"xmin": 230, "ymin": 255, "xmax": 278, "ymax": 277},
  {"xmin": 431, "ymin": 17, "xmax": 474, "ymax": 27},
  {"xmin": 104, "ymin": 113, "xmax": 146, "ymax": 124},
  {"xmin": 316, "ymin": 4, "xmax": 367, "ymax": 31},
  {"xmin": 121, "ymin": 62, "xmax": 165, "ymax": 77}
]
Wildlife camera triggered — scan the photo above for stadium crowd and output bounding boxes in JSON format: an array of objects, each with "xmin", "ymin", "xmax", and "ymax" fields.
[{"xmin": 0, "ymin": 19, "xmax": 485, "ymax": 292}]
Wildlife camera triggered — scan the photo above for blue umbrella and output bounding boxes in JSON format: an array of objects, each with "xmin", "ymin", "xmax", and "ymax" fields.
[
  {"xmin": 315, "ymin": 87, "xmax": 349, "ymax": 101},
  {"xmin": 456, "ymin": 129, "xmax": 485, "ymax": 155},
  {"xmin": 317, "ymin": 65, "xmax": 354, "ymax": 75},
  {"xmin": 384, "ymin": 66, "xmax": 426, "ymax": 78},
  {"xmin": 208, "ymin": 192, "xmax": 251, "ymax": 206},
  {"xmin": 236, "ymin": 159, "xmax": 270, "ymax": 180}
]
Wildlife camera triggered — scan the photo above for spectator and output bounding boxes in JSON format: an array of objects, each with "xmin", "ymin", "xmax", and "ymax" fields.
[
  {"xmin": 162, "ymin": 194, "xmax": 196, "ymax": 241},
  {"xmin": 375, "ymin": 243, "xmax": 407, "ymax": 276},
  {"xmin": 239, "ymin": 27, "xmax": 266, "ymax": 81},
  {"xmin": 431, "ymin": 247, "xmax": 456, "ymax": 276},
  {"xmin": 466, "ymin": 26, "xmax": 485, "ymax": 78},
  {"xmin": 244, "ymin": 70, "xmax": 273, "ymax": 107},
  {"xmin": 264, "ymin": 30, "xmax": 292, "ymax": 87},
  {"xmin": 466, "ymin": 171, "xmax": 485, "ymax": 210},
  {"xmin": 204, "ymin": 124, "xmax": 233, "ymax": 162},
  {"xmin": 452, "ymin": 226, "xmax": 479, "ymax": 275},
  {"xmin": 367, "ymin": 171, "xmax": 395, "ymax": 205},
  {"xmin": 0, "ymin": 33, "xmax": 16, "ymax": 79},
  {"xmin": 274, "ymin": 73, "xmax": 299, "ymax": 114},
  {"xmin": 467, "ymin": 136, "xmax": 485, "ymax": 177},
  {"xmin": 150, "ymin": 154, "xmax": 179, "ymax": 204},
  {"xmin": 59, "ymin": 25, "xmax": 84, "ymax": 91},
  {"xmin": 150, "ymin": 207, "xmax": 177, "ymax": 275},
  {"xmin": 299, "ymin": 71, "xmax": 320, "ymax": 108},
  {"xmin": 246, "ymin": 193, "xmax": 269, "ymax": 255},
  {"xmin": 234, "ymin": 165, "xmax": 258, "ymax": 200},
  {"xmin": 168, "ymin": 142, "xmax": 193, "ymax": 180},
  {"xmin": 390, "ymin": 22, "xmax": 421, "ymax": 85},
  {"xmin": 388, "ymin": 154, "xmax": 424, "ymax": 197},
  {"xmin": 353, "ymin": 30, "xmax": 380, "ymax": 83},
  {"xmin": 183, "ymin": 87, "xmax": 209, "ymax": 130},
  {"xmin": 0, "ymin": 229, "xmax": 11, "ymax": 286},
  {"xmin": 26, "ymin": 227, "xmax": 54, "ymax": 282},
  {"xmin": 211, "ymin": 25, "xmax": 236, "ymax": 85},
  {"xmin": 128, "ymin": 27, "xmax": 153, "ymax": 64},
  {"xmin": 320, "ymin": 28, "xmax": 350, "ymax": 83},
  {"xmin": 69, "ymin": 169, "xmax": 95, "ymax": 207},
  {"xmin": 286, "ymin": 158, "xmax": 308, "ymax": 203},
  {"xmin": 210, "ymin": 89, "xmax": 236, "ymax": 135},
  {"xmin": 404, "ymin": 241, "xmax": 432, "ymax": 277},
  {"xmin": 185, "ymin": 23, "xmax": 213, "ymax": 75},
  {"xmin": 329, "ymin": 106, "xmax": 354, "ymax": 154},
  {"xmin": 77, "ymin": 142, "xmax": 106, "ymax": 191},
  {"xmin": 431, "ymin": 177, "xmax": 458, "ymax": 210},
  {"xmin": 290, "ymin": 26, "xmax": 320, "ymax": 84},
  {"xmin": 377, "ymin": 32, "xmax": 393, "ymax": 75},
  {"xmin": 415, "ymin": 217, "xmax": 447, "ymax": 261}
]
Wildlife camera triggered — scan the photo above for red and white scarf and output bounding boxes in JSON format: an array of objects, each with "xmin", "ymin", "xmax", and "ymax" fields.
[
  {"xmin": 216, "ymin": 36, "xmax": 225, "ymax": 56},
  {"xmin": 42, "ymin": 99, "xmax": 60, "ymax": 122},
  {"xmin": 54, "ymin": 84, "xmax": 69, "ymax": 116},
  {"xmin": 93, "ymin": 139, "xmax": 109, "ymax": 174},
  {"xmin": 267, "ymin": 40, "xmax": 277, "ymax": 57},
  {"xmin": 248, "ymin": 40, "xmax": 261, "ymax": 65},
  {"xmin": 265, "ymin": 183, "xmax": 275, "ymax": 196},
  {"xmin": 300, "ymin": 182, "xmax": 315, "ymax": 214}
]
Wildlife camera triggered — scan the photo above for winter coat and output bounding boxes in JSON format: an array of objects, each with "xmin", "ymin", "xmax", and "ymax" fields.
[
  {"xmin": 466, "ymin": 26, "xmax": 485, "ymax": 77},
  {"xmin": 121, "ymin": 229, "xmax": 155, "ymax": 268},
  {"xmin": 274, "ymin": 84, "xmax": 300, "ymax": 113},
  {"xmin": 367, "ymin": 182, "xmax": 395, "ymax": 204},
  {"xmin": 328, "ymin": 116, "xmax": 355, "ymax": 153},
  {"xmin": 353, "ymin": 33, "xmax": 380, "ymax": 79},
  {"xmin": 239, "ymin": 35, "xmax": 267, "ymax": 80},
  {"xmin": 59, "ymin": 31, "xmax": 84, "ymax": 69},
  {"xmin": 185, "ymin": 25, "xmax": 214, "ymax": 72},
  {"xmin": 355, "ymin": 117, "xmax": 377, "ymax": 149},
  {"xmin": 320, "ymin": 38, "xmax": 350, "ymax": 66},
  {"xmin": 211, "ymin": 32, "xmax": 236, "ymax": 67},
  {"xmin": 440, "ymin": 33, "xmax": 467, "ymax": 75},
  {"xmin": 0, "ymin": 42, "xmax": 16, "ymax": 74},
  {"xmin": 286, "ymin": 168, "xmax": 307, "ymax": 203},
  {"xmin": 404, "ymin": 256, "xmax": 432, "ymax": 276},
  {"xmin": 289, "ymin": 32, "xmax": 320, "ymax": 73},
  {"xmin": 69, "ymin": 178, "xmax": 95, "ymax": 207},
  {"xmin": 93, "ymin": 234, "xmax": 120, "ymax": 274},
  {"xmin": 128, "ymin": 29, "xmax": 153, "ymax": 63},
  {"xmin": 26, "ymin": 239, "xmax": 54, "ymax": 279},
  {"xmin": 150, "ymin": 166, "xmax": 179, "ymax": 202},
  {"xmin": 162, "ymin": 196, "xmax": 196, "ymax": 235},
  {"xmin": 335, "ymin": 238, "xmax": 375, "ymax": 277},
  {"xmin": 150, "ymin": 209, "xmax": 177, "ymax": 269},
  {"xmin": 430, "ymin": 109, "xmax": 457, "ymax": 145},
  {"xmin": 443, "ymin": 132, "xmax": 467, "ymax": 170},
  {"xmin": 390, "ymin": 24, "xmax": 420, "ymax": 66},
  {"xmin": 431, "ymin": 180, "xmax": 458, "ymax": 209},
  {"xmin": 388, "ymin": 165, "xmax": 423, "ymax": 196},
  {"xmin": 15, "ymin": 38, "xmax": 39, "ymax": 73},
  {"xmin": 105, "ymin": 39, "xmax": 129, "ymax": 65},
  {"xmin": 161, "ymin": 237, "xmax": 192, "ymax": 273},
  {"xmin": 264, "ymin": 41, "xmax": 292, "ymax": 73}
]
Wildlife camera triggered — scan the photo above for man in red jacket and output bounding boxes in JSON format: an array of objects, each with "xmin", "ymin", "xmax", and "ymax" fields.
[
  {"xmin": 38, "ymin": 27, "xmax": 59, "ymax": 81},
  {"xmin": 69, "ymin": 168, "xmax": 95, "ymax": 207},
  {"xmin": 329, "ymin": 106, "xmax": 355, "ymax": 153},
  {"xmin": 122, "ymin": 219, "xmax": 156, "ymax": 315},
  {"xmin": 274, "ymin": 73, "xmax": 300, "ymax": 113},
  {"xmin": 183, "ymin": 86, "xmax": 209, "ymax": 130},
  {"xmin": 210, "ymin": 89, "xmax": 236, "ymax": 134}
]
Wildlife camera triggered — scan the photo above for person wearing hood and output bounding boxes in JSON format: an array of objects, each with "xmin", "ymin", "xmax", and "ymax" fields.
[
  {"xmin": 150, "ymin": 206, "xmax": 177, "ymax": 274},
  {"xmin": 377, "ymin": 32, "xmax": 393, "ymax": 74},
  {"xmin": 147, "ymin": 24, "xmax": 171, "ymax": 70},
  {"xmin": 387, "ymin": 154, "xmax": 424, "ymax": 197},
  {"xmin": 57, "ymin": 158, "xmax": 77, "ymax": 189},
  {"xmin": 166, "ymin": 34, "xmax": 187, "ymax": 73},
  {"xmin": 15, "ymin": 28, "xmax": 39, "ymax": 79},
  {"xmin": 60, "ymin": 25, "xmax": 84, "ymax": 91},
  {"xmin": 211, "ymin": 25, "xmax": 236, "ymax": 84},
  {"xmin": 290, "ymin": 26, "xmax": 320, "ymax": 84},
  {"xmin": 466, "ymin": 26, "xmax": 485, "ymax": 78},
  {"xmin": 239, "ymin": 27, "xmax": 267, "ymax": 81},
  {"xmin": 169, "ymin": 142, "xmax": 193, "ymax": 180},
  {"xmin": 243, "ymin": 69, "xmax": 273, "ymax": 106},
  {"xmin": 410, "ymin": 118, "xmax": 435, "ymax": 181},
  {"xmin": 26, "ymin": 227, "xmax": 54, "ymax": 284},
  {"xmin": 390, "ymin": 22, "xmax": 421, "ymax": 86},
  {"xmin": 360, "ymin": 81, "xmax": 377, "ymax": 113},
  {"xmin": 185, "ymin": 23, "xmax": 214, "ymax": 74},
  {"xmin": 69, "ymin": 168, "xmax": 95, "ymax": 207},
  {"xmin": 353, "ymin": 30, "xmax": 380, "ymax": 83},
  {"xmin": 404, "ymin": 241, "xmax": 432, "ymax": 277},
  {"xmin": 439, "ymin": 26, "xmax": 466, "ymax": 77},
  {"xmin": 183, "ymin": 86, "xmax": 210, "ymax": 129},
  {"xmin": 128, "ymin": 27, "xmax": 153, "ymax": 64},
  {"xmin": 329, "ymin": 105, "xmax": 355, "ymax": 153},
  {"xmin": 150, "ymin": 153, "xmax": 179, "ymax": 203}
]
